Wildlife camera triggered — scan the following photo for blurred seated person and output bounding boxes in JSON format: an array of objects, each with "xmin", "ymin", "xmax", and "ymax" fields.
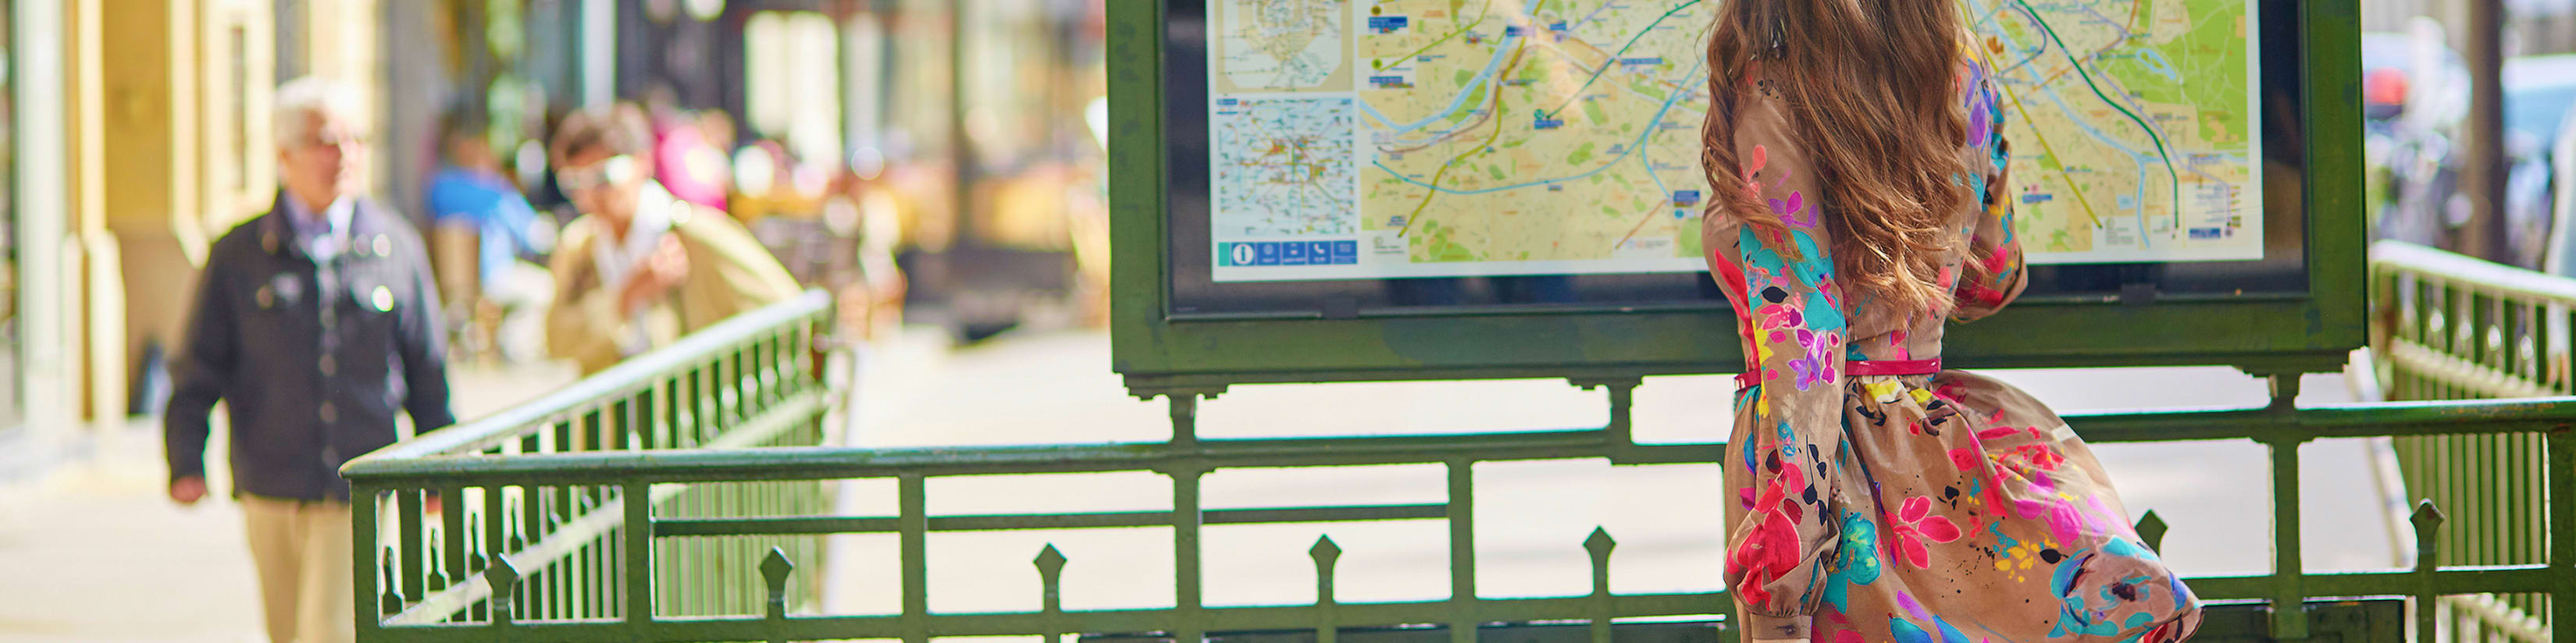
[
  {"xmin": 426, "ymin": 108, "xmax": 556, "ymax": 362},
  {"xmin": 545, "ymin": 108, "xmax": 802, "ymax": 374}
]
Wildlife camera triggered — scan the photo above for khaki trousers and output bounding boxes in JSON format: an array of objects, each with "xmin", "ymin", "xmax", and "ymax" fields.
[{"xmin": 240, "ymin": 495, "xmax": 355, "ymax": 643}]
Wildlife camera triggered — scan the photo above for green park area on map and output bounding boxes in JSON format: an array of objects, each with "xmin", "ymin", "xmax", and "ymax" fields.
[{"xmin": 1972, "ymin": 0, "xmax": 2262, "ymax": 262}]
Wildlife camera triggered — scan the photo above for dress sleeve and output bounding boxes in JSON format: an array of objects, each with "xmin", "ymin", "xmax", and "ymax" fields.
[
  {"xmin": 1708, "ymin": 92, "xmax": 1848, "ymax": 642},
  {"xmin": 1954, "ymin": 76, "xmax": 2028, "ymax": 322}
]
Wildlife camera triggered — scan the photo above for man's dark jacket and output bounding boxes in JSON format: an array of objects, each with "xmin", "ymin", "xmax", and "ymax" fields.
[{"xmin": 166, "ymin": 192, "xmax": 456, "ymax": 502}]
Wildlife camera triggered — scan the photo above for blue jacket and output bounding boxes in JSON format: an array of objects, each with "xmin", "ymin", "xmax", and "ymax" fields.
[
  {"xmin": 426, "ymin": 165, "xmax": 545, "ymax": 285},
  {"xmin": 166, "ymin": 193, "xmax": 457, "ymax": 502}
]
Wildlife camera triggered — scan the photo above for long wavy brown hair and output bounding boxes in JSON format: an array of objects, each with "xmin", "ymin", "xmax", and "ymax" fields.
[{"xmin": 1701, "ymin": 0, "xmax": 1977, "ymax": 314}]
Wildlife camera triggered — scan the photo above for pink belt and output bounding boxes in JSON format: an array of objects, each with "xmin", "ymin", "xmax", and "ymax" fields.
[{"xmin": 1733, "ymin": 358, "xmax": 1943, "ymax": 389}]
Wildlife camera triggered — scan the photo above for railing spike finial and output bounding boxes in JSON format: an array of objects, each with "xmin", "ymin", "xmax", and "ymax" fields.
[
  {"xmin": 2410, "ymin": 499, "xmax": 2448, "ymax": 532},
  {"xmin": 466, "ymin": 512, "xmax": 486, "ymax": 574},
  {"xmin": 2409, "ymin": 499, "xmax": 2446, "ymax": 642},
  {"xmin": 2408, "ymin": 499, "xmax": 2447, "ymax": 572},
  {"xmin": 1309, "ymin": 535, "xmax": 1344, "ymax": 605},
  {"xmin": 761, "ymin": 546, "xmax": 797, "ymax": 622},
  {"xmin": 379, "ymin": 547, "xmax": 406, "ymax": 616},
  {"xmin": 1312, "ymin": 535, "xmax": 1342, "ymax": 643},
  {"xmin": 483, "ymin": 555, "xmax": 520, "ymax": 627},
  {"xmin": 424, "ymin": 538, "xmax": 447, "ymax": 591},
  {"xmin": 1035, "ymin": 543, "xmax": 1069, "ymax": 577},
  {"xmin": 761, "ymin": 546, "xmax": 797, "ymax": 643},
  {"xmin": 2133, "ymin": 510, "xmax": 2169, "ymax": 554},
  {"xmin": 1585, "ymin": 528, "xmax": 1618, "ymax": 643},
  {"xmin": 1036, "ymin": 544, "xmax": 1068, "ymax": 643},
  {"xmin": 1309, "ymin": 535, "xmax": 1343, "ymax": 570},
  {"xmin": 1584, "ymin": 528, "xmax": 1617, "ymax": 596},
  {"xmin": 1584, "ymin": 527, "xmax": 1618, "ymax": 561}
]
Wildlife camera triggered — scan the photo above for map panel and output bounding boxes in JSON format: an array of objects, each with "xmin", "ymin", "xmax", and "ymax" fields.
[
  {"xmin": 1210, "ymin": 96, "xmax": 1364, "ymax": 242},
  {"xmin": 1211, "ymin": 0, "xmax": 1715, "ymax": 282},
  {"xmin": 1203, "ymin": 0, "xmax": 2265, "ymax": 282},
  {"xmin": 1212, "ymin": 0, "xmax": 1358, "ymax": 94},
  {"xmin": 1971, "ymin": 0, "xmax": 2264, "ymax": 263}
]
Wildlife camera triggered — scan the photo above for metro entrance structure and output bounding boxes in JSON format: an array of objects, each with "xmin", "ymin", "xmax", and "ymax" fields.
[{"xmin": 338, "ymin": 2, "xmax": 2570, "ymax": 642}]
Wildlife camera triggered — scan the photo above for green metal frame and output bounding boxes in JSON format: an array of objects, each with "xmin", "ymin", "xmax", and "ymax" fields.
[
  {"xmin": 344, "ymin": 374, "xmax": 2576, "ymax": 642},
  {"xmin": 1108, "ymin": 1, "xmax": 2368, "ymax": 396}
]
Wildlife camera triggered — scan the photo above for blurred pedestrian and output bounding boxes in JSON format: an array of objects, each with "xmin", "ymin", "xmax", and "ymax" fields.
[
  {"xmin": 425, "ymin": 106, "xmax": 555, "ymax": 362},
  {"xmin": 165, "ymin": 76, "xmax": 455, "ymax": 643},
  {"xmin": 647, "ymin": 99, "xmax": 732, "ymax": 211},
  {"xmin": 545, "ymin": 107, "xmax": 800, "ymax": 374}
]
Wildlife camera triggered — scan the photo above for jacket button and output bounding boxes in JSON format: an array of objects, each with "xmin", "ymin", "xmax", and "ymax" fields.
[
  {"xmin": 319, "ymin": 355, "xmax": 337, "ymax": 376},
  {"xmin": 319, "ymin": 402, "xmax": 337, "ymax": 423}
]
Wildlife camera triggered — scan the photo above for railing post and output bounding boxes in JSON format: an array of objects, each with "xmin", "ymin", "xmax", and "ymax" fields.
[
  {"xmin": 2550, "ymin": 428, "xmax": 2574, "ymax": 636},
  {"xmin": 1038, "ymin": 544, "xmax": 1069, "ymax": 643},
  {"xmin": 486, "ymin": 555, "xmax": 521, "ymax": 627},
  {"xmin": 900, "ymin": 473, "xmax": 930, "ymax": 643},
  {"xmin": 761, "ymin": 547, "xmax": 796, "ymax": 643},
  {"xmin": 1585, "ymin": 528, "xmax": 1616, "ymax": 643},
  {"xmin": 1173, "ymin": 466, "xmax": 1207, "ymax": 643},
  {"xmin": 399, "ymin": 488, "xmax": 424, "ymax": 604},
  {"xmin": 624, "ymin": 481, "xmax": 653, "ymax": 623},
  {"xmin": 2412, "ymin": 501, "xmax": 2446, "ymax": 643},
  {"xmin": 1310, "ymin": 536, "xmax": 1341, "ymax": 643},
  {"xmin": 2266, "ymin": 435, "xmax": 2310, "ymax": 640},
  {"xmin": 354, "ymin": 483, "xmax": 380, "ymax": 637},
  {"xmin": 1448, "ymin": 460, "xmax": 1477, "ymax": 643}
]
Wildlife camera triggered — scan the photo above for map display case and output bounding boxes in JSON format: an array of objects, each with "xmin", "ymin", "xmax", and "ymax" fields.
[{"xmin": 1110, "ymin": 0, "xmax": 2364, "ymax": 396}]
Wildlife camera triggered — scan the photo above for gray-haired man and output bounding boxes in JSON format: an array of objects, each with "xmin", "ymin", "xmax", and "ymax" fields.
[{"xmin": 165, "ymin": 76, "xmax": 454, "ymax": 643}]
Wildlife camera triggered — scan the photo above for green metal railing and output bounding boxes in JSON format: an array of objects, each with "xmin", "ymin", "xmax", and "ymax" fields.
[
  {"xmin": 344, "ymin": 329, "xmax": 2576, "ymax": 643},
  {"xmin": 2371, "ymin": 240, "xmax": 2564, "ymax": 641},
  {"xmin": 342, "ymin": 290, "xmax": 839, "ymax": 633}
]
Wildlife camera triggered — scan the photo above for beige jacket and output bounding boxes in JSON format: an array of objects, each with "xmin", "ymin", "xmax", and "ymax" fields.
[{"xmin": 546, "ymin": 197, "xmax": 802, "ymax": 374}]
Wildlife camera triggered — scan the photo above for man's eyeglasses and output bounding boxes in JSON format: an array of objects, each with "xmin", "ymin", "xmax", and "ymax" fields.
[{"xmin": 558, "ymin": 155, "xmax": 639, "ymax": 193}]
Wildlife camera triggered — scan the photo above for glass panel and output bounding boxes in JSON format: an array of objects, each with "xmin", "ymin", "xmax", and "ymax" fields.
[{"xmin": 1160, "ymin": 0, "xmax": 2312, "ymax": 316}]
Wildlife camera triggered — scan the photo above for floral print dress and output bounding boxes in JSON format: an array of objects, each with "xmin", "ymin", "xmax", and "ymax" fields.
[{"xmin": 1705, "ymin": 55, "xmax": 2204, "ymax": 643}]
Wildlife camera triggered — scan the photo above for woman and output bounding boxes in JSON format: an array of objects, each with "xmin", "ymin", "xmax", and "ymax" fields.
[{"xmin": 1699, "ymin": 2, "xmax": 2204, "ymax": 642}]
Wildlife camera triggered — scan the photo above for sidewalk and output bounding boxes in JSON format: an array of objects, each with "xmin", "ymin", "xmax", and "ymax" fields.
[{"xmin": 0, "ymin": 361, "xmax": 579, "ymax": 643}]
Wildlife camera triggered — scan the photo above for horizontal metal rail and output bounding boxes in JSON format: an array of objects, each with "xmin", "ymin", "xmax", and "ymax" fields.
[
  {"xmin": 356, "ymin": 291, "xmax": 835, "ymax": 462},
  {"xmin": 343, "ymin": 397, "xmax": 2576, "ymax": 487},
  {"xmin": 347, "ymin": 384, "xmax": 2576, "ymax": 642}
]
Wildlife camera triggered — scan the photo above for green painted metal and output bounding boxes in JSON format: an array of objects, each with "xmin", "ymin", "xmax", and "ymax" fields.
[
  {"xmin": 2368, "ymin": 240, "xmax": 2566, "ymax": 641},
  {"xmin": 348, "ymin": 346, "xmax": 2576, "ymax": 643},
  {"xmin": 1107, "ymin": 0, "xmax": 2368, "ymax": 396},
  {"xmin": 344, "ymin": 291, "xmax": 839, "ymax": 635}
]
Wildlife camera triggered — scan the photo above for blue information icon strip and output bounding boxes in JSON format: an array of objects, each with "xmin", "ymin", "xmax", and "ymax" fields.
[{"xmin": 1220, "ymin": 241, "xmax": 1361, "ymax": 267}]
